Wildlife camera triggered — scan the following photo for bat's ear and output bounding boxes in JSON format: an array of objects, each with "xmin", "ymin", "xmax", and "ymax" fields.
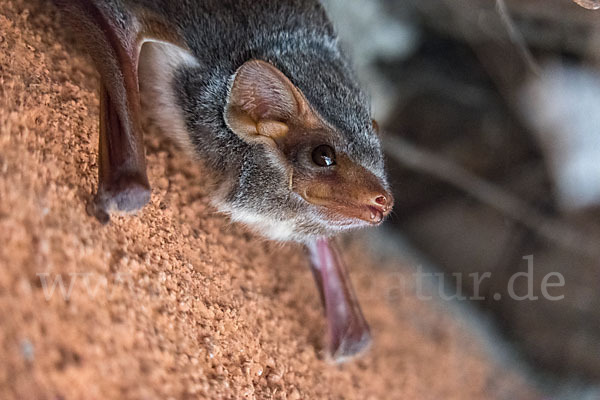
[{"xmin": 224, "ymin": 60, "xmax": 307, "ymax": 146}]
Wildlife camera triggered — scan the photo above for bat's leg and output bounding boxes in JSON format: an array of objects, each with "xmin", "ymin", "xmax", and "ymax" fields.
[
  {"xmin": 306, "ymin": 238, "xmax": 371, "ymax": 362},
  {"xmin": 56, "ymin": 1, "xmax": 150, "ymax": 223}
]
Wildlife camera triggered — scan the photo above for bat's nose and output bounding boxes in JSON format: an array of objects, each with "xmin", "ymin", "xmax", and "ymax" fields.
[
  {"xmin": 371, "ymin": 192, "xmax": 393, "ymax": 214},
  {"xmin": 366, "ymin": 192, "xmax": 393, "ymax": 224},
  {"xmin": 374, "ymin": 194, "xmax": 393, "ymax": 212}
]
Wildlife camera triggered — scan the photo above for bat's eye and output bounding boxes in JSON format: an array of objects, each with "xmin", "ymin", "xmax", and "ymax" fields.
[{"xmin": 311, "ymin": 145, "xmax": 336, "ymax": 167}]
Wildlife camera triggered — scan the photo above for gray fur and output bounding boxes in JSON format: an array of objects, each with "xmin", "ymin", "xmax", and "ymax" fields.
[{"xmin": 118, "ymin": 0, "xmax": 387, "ymax": 242}]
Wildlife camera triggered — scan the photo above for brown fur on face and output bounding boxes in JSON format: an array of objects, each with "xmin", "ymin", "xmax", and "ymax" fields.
[
  {"xmin": 293, "ymin": 153, "xmax": 393, "ymax": 225},
  {"xmin": 225, "ymin": 60, "xmax": 393, "ymax": 229}
]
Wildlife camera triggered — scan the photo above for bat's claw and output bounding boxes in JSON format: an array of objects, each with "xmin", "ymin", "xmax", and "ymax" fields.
[{"xmin": 87, "ymin": 174, "xmax": 151, "ymax": 224}]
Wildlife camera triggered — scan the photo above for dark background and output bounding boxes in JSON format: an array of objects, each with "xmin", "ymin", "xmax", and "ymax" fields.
[{"xmin": 325, "ymin": 0, "xmax": 600, "ymax": 395}]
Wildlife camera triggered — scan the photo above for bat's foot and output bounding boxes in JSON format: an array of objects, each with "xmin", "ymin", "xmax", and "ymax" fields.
[{"xmin": 87, "ymin": 174, "xmax": 151, "ymax": 224}]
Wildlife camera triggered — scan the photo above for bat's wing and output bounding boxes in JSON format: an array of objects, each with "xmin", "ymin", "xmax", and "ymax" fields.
[{"xmin": 54, "ymin": 0, "xmax": 192, "ymax": 222}]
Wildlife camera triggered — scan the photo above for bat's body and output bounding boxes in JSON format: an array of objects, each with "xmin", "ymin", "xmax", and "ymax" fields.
[{"xmin": 55, "ymin": 0, "xmax": 393, "ymax": 361}]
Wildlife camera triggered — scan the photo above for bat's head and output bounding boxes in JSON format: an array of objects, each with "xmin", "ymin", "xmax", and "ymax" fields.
[{"xmin": 221, "ymin": 60, "xmax": 393, "ymax": 242}]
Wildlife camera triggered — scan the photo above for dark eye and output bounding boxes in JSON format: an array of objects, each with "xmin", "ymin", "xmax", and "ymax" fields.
[{"xmin": 311, "ymin": 145, "xmax": 336, "ymax": 167}]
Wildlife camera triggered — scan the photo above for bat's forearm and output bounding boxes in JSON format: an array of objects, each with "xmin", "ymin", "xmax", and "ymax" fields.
[{"xmin": 57, "ymin": 0, "xmax": 151, "ymax": 222}]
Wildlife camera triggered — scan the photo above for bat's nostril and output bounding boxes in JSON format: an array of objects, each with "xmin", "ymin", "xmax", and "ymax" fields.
[{"xmin": 374, "ymin": 195, "xmax": 386, "ymax": 206}]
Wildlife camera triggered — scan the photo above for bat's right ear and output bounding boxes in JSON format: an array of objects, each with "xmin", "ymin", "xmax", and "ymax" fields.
[{"xmin": 224, "ymin": 60, "xmax": 307, "ymax": 147}]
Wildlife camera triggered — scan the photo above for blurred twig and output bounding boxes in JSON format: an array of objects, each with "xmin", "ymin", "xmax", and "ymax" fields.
[
  {"xmin": 384, "ymin": 136, "xmax": 600, "ymax": 260},
  {"xmin": 495, "ymin": 0, "xmax": 541, "ymax": 76}
]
